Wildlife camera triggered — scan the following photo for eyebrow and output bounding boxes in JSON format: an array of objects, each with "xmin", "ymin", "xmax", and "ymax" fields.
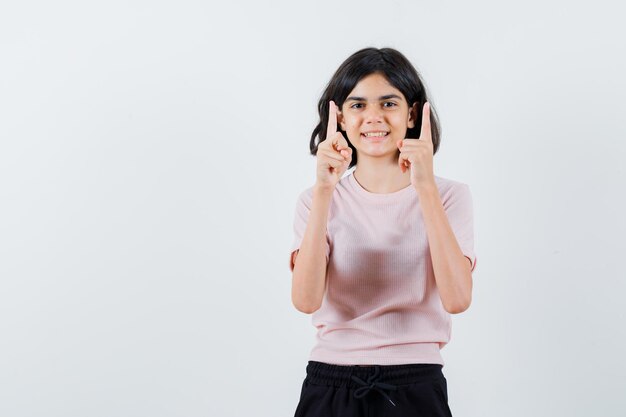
[{"xmin": 345, "ymin": 94, "xmax": 403, "ymax": 102}]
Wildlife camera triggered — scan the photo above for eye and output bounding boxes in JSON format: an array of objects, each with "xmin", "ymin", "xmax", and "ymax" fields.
[
  {"xmin": 350, "ymin": 103, "xmax": 364, "ymax": 109},
  {"xmin": 383, "ymin": 102, "xmax": 397, "ymax": 108}
]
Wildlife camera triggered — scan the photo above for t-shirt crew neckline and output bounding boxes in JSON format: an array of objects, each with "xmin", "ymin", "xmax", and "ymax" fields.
[{"xmin": 347, "ymin": 170, "xmax": 415, "ymax": 202}]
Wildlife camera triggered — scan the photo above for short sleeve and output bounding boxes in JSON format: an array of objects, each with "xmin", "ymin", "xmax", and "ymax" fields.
[
  {"xmin": 442, "ymin": 183, "xmax": 477, "ymax": 273},
  {"xmin": 289, "ymin": 189, "xmax": 331, "ymax": 272}
]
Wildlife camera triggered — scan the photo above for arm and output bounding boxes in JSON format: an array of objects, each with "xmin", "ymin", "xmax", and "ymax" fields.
[
  {"xmin": 291, "ymin": 185, "xmax": 333, "ymax": 314},
  {"xmin": 416, "ymin": 182, "xmax": 473, "ymax": 314}
]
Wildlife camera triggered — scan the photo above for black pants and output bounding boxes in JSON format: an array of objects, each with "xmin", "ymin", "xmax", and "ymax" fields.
[{"xmin": 294, "ymin": 361, "xmax": 453, "ymax": 417}]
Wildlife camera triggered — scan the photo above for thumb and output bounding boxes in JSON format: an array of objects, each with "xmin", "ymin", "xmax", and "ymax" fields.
[
  {"xmin": 335, "ymin": 134, "xmax": 350, "ymax": 151},
  {"xmin": 335, "ymin": 135, "xmax": 350, "ymax": 153},
  {"xmin": 396, "ymin": 139, "xmax": 403, "ymax": 150}
]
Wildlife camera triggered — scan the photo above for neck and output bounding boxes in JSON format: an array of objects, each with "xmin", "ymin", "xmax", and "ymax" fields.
[{"xmin": 353, "ymin": 153, "xmax": 412, "ymax": 194}]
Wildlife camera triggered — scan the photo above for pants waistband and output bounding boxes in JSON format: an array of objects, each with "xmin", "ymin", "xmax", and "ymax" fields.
[
  {"xmin": 305, "ymin": 360, "xmax": 444, "ymax": 407},
  {"xmin": 306, "ymin": 360, "xmax": 443, "ymax": 387}
]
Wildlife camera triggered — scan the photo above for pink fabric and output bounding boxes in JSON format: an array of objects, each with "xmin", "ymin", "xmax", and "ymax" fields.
[{"xmin": 290, "ymin": 170, "xmax": 476, "ymax": 366}]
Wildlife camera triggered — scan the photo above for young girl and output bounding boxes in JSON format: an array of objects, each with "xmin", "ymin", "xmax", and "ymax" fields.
[{"xmin": 289, "ymin": 47, "xmax": 476, "ymax": 417}]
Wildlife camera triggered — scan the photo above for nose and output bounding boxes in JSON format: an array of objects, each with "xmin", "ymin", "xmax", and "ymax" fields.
[{"xmin": 363, "ymin": 105, "xmax": 384, "ymax": 124}]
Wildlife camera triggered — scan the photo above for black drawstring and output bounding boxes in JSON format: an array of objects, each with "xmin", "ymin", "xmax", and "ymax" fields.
[{"xmin": 350, "ymin": 365, "xmax": 398, "ymax": 407}]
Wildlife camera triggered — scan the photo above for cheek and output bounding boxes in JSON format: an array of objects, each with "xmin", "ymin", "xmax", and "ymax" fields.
[
  {"xmin": 393, "ymin": 117, "xmax": 411, "ymax": 132},
  {"xmin": 345, "ymin": 118, "xmax": 359, "ymax": 129},
  {"xmin": 341, "ymin": 119, "xmax": 359, "ymax": 134}
]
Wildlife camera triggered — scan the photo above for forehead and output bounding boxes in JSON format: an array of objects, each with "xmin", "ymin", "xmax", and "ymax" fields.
[{"xmin": 346, "ymin": 73, "xmax": 405, "ymax": 100}]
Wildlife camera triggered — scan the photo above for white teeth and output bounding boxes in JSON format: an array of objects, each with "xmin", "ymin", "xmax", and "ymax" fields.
[{"xmin": 363, "ymin": 132, "xmax": 388, "ymax": 137}]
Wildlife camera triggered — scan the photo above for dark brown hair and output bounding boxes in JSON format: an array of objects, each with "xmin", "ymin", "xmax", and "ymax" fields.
[{"xmin": 310, "ymin": 47, "xmax": 441, "ymax": 169}]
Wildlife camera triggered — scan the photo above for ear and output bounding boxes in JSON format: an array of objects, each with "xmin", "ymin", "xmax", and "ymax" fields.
[
  {"xmin": 337, "ymin": 107, "xmax": 346, "ymax": 131},
  {"xmin": 407, "ymin": 102, "xmax": 418, "ymax": 129}
]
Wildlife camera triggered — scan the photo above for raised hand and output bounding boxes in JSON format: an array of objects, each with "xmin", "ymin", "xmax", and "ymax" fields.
[
  {"xmin": 396, "ymin": 102, "xmax": 435, "ymax": 190},
  {"xmin": 316, "ymin": 100, "xmax": 353, "ymax": 188}
]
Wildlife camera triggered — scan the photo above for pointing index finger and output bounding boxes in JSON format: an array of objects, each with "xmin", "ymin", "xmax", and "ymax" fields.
[
  {"xmin": 326, "ymin": 100, "xmax": 338, "ymax": 140},
  {"xmin": 420, "ymin": 102, "xmax": 432, "ymax": 141}
]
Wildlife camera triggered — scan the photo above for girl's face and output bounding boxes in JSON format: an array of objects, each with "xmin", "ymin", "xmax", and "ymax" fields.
[{"xmin": 338, "ymin": 72, "xmax": 417, "ymax": 160}]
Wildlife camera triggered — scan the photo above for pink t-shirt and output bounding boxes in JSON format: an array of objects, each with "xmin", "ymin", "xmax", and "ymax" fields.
[{"xmin": 289, "ymin": 170, "xmax": 477, "ymax": 366}]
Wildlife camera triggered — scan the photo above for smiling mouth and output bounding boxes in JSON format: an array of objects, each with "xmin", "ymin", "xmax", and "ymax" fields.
[{"xmin": 361, "ymin": 132, "xmax": 390, "ymax": 140}]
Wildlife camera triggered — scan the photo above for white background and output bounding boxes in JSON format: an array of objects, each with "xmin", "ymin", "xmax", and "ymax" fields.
[{"xmin": 1, "ymin": 1, "xmax": 625, "ymax": 416}]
